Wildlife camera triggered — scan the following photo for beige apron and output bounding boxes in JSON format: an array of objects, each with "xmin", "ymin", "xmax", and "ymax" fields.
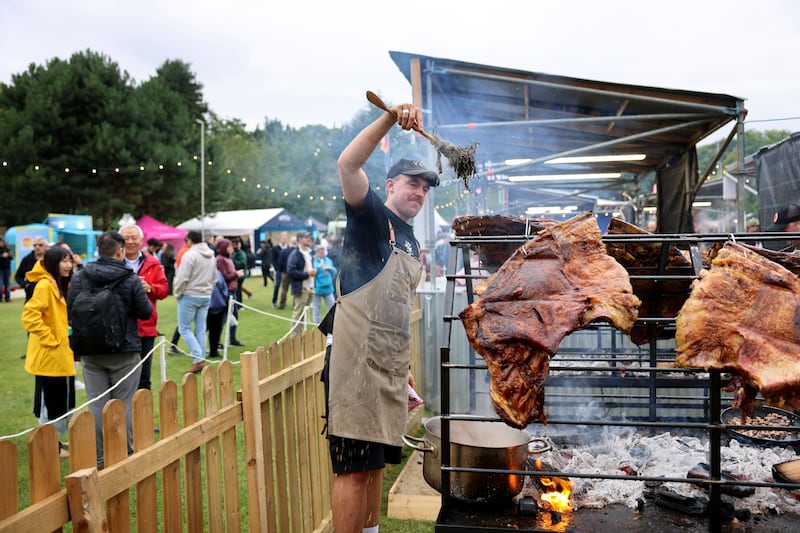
[{"xmin": 328, "ymin": 222, "xmax": 422, "ymax": 446}]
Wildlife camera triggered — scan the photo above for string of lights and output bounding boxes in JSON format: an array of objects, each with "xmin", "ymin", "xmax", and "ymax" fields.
[{"xmin": 1, "ymin": 156, "xmax": 471, "ymax": 210}]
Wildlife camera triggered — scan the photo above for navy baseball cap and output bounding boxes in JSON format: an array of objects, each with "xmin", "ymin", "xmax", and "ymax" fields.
[{"xmin": 387, "ymin": 158, "xmax": 439, "ymax": 187}]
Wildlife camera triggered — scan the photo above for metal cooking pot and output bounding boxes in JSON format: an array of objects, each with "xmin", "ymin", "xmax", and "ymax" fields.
[{"xmin": 402, "ymin": 417, "xmax": 550, "ymax": 503}]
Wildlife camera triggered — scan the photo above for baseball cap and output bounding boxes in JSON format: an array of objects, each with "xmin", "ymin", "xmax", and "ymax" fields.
[
  {"xmin": 386, "ymin": 158, "xmax": 440, "ymax": 187},
  {"xmin": 766, "ymin": 203, "xmax": 800, "ymax": 231}
]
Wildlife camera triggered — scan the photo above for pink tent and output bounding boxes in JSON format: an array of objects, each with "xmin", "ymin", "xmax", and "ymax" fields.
[{"xmin": 136, "ymin": 214, "xmax": 187, "ymax": 250}]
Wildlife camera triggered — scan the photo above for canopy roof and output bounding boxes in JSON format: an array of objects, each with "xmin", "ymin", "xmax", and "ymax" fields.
[
  {"xmin": 176, "ymin": 208, "xmax": 307, "ymax": 236},
  {"xmin": 389, "ymin": 51, "xmax": 747, "ymax": 231}
]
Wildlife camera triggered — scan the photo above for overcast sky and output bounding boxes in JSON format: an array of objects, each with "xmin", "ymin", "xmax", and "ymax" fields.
[{"xmin": 2, "ymin": 0, "xmax": 798, "ymax": 143}]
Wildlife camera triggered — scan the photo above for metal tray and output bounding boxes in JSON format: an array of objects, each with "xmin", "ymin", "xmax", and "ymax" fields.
[{"xmin": 721, "ymin": 406, "xmax": 800, "ymax": 448}]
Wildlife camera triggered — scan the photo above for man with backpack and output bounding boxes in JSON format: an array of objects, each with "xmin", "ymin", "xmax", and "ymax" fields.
[{"xmin": 67, "ymin": 231, "xmax": 152, "ymax": 470}]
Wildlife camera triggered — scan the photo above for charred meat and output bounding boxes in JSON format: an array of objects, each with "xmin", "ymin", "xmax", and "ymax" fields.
[
  {"xmin": 452, "ymin": 214, "xmax": 558, "ymax": 271},
  {"xmin": 605, "ymin": 218, "xmax": 695, "ymax": 345},
  {"xmin": 675, "ymin": 242, "xmax": 800, "ymax": 414},
  {"xmin": 459, "ymin": 213, "xmax": 641, "ymax": 428}
]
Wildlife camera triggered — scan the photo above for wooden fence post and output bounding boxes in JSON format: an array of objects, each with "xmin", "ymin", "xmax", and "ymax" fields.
[
  {"xmin": 65, "ymin": 467, "xmax": 107, "ymax": 533},
  {"xmin": 0, "ymin": 441, "xmax": 18, "ymax": 520},
  {"xmin": 241, "ymin": 349, "xmax": 269, "ymax": 532}
]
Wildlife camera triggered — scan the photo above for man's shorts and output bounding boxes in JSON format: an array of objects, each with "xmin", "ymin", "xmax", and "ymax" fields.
[{"xmin": 328, "ymin": 435, "xmax": 402, "ymax": 474}]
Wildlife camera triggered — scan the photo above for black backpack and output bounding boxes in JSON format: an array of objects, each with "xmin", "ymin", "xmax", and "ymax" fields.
[{"xmin": 70, "ymin": 269, "xmax": 132, "ymax": 355}]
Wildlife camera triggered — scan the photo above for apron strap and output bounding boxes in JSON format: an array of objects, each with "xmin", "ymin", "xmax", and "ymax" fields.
[{"xmin": 388, "ymin": 219, "xmax": 396, "ymax": 247}]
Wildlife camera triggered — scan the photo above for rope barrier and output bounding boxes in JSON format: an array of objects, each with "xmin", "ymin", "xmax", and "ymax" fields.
[
  {"xmin": 1, "ymin": 338, "xmax": 169, "ymax": 441},
  {"xmin": 1, "ymin": 297, "xmax": 322, "ymax": 442}
]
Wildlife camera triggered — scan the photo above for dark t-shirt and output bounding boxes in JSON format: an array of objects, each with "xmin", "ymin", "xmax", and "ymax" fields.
[{"xmin": 338, "ymin": 188, "xmax": 420, "ymax": 296}]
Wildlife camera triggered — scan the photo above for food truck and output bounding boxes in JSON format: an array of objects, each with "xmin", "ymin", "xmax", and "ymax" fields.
[{"xmin": 5, "ymin": 214, "xmax": 101, "ymax": 276}]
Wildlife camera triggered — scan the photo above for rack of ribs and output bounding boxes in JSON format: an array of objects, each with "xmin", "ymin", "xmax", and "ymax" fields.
[
  {"xmin": 676, "ymin": 242, "xmax": 800, "ymax": 415},
  {"xmin": 459, "ymin": 213, "xmax": 641, "ymax": 428}
]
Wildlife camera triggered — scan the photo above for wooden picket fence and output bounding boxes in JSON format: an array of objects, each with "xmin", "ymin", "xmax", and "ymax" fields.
[
  {"xmin": 0, "ymin": 329, "xmax": 332, "ymax": 532},
  {"xmin": 0, "ymin": 301, "xmax": 425, "ymax": 532}
]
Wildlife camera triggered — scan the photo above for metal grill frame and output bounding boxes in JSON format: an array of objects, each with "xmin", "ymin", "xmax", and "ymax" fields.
[{"xmin": 437, "ymin": 229, "xmax": 800, "ymax": 532}]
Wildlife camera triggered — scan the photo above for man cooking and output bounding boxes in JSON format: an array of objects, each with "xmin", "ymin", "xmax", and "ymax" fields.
[{"xmin": 322, "ymin": 99, "xmax": 437, "ymax": 533}]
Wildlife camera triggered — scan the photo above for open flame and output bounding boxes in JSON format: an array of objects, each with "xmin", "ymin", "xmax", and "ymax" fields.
[
  {"xmin": 540, "ymin": 476, "xmax": 572, "ymax": 513},
  {"xmin": 532, "ymin": 458, "xmax": 572, "ymax": 513}
]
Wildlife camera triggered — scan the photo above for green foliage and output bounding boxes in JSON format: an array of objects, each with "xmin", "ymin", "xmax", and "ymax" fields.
[
  {"xmin": 697, "ymin": 128, "xmax": 792, "ymax": 176},
  {"xmin": 0, "ymin": 51, "xmax": 212, "ymax": 228}
]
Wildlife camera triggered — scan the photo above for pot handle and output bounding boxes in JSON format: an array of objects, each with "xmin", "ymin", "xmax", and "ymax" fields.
[
  {"xmin": 401, "ymin": 434, "xmax": 436, "ymax": 454},
  {"xmin": 528, "ymin": 436, "xmax": 552, "ymax": 454}
]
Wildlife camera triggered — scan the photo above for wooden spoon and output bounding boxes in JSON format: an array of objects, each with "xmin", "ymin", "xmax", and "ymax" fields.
[
  {"xmin": 366, "ymin": 90, "xmax": 438, "ymax": 143},
  {"xmin": 366, "ymin": 90, "xmax": 479, "ymax": 188}
]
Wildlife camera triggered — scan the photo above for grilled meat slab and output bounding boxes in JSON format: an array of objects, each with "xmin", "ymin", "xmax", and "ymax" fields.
[
  {"xmin": 605, "ymin": 218, "xmax": 695, "ymax": 345},
  {"xmin": 451, "ymin": 214, "xmax": 557, "ymax": 271},
  {"xmin": 676, "ymin": 242, "xmax": 800, "ymax": 414},
  {"xmin": 459, "ymin": 213, "xmax": 641, "ymax": 428}
]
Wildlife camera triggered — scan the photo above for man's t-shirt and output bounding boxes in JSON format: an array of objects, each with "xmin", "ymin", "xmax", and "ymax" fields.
[{"xmin": 338, "ymin": 188, "xmax": 419, "ymax": 297}]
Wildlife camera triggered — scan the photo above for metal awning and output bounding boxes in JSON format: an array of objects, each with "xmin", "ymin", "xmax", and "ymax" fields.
[{"xmin": 390, "ymin": 51, "xmax": 747, "ymax": 232}]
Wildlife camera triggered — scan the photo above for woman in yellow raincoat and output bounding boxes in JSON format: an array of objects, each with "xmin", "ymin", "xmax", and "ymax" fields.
[{"xmin": 21, "ymin": 246, "xmax": 75, "ymax": 440}]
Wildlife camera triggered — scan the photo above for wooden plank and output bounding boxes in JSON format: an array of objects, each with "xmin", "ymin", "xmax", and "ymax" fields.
[
  {"xmin": 314, "ymin": 353, "xmax": 333, "ymax": 524},
  {"xmin": 68, "ymin": 411, "xmax": 98, "ymax": 472},
  {"xmin": 297, "ymin": 334, "xmax": 314, "ymax": 532},
  {"xmin": 28, "ymin": 424, "xmax": 62, "ymax": 503},
  {"xmin": 28, "ymin": 425, "xmax": 65, "ymax": 533},
  {"xmin": 132, "ymin": 390, "xmax": 158, "ymax": 533},
  {"xmin": 65, "ymin": 467, "xmax": 107, "ymax": 533},
  {"xmin": 202, "ymin": 368, "xmax": 224, "ymax": 533},
  {"xmin": 258, "ymin": 353, "xmax": 325, "ymax": 403},
  {"xmin": 218, "ymin": 361, "xmax": 241, "ymax": 533},
  {"xmin": 270, "ymin": 344, "xmax": 289, "ymax": 533},
  {"xmin": 0, "ymin": 491, "xmax": 69, "ymax": 533},
  {"xmin": 182, "ymin": 372, "xmax": 203, "ymax": 533},
  {"xmin": 0, "ymin": 441, "xmax": 17, "ymax": 520},
  {"xmin": 240, "ymin": 350, "xmax": 269, "ymax": 533},
  {"xmin": 93, "ymin": 400, "xmax": 242, "ymax": 497},
  {"xmin": 258, "ymin": 346, "xmax": 277, "ymax": 533},
  {"xmin": 103, "ymin": 400, "xmax": 130, "ymax": 533},
  {"xmin": 158, "ymin": 381, "xmax": 182, "ymax": 532},
  {"xmin": 387, "ymin": 451, "xmax": 440, "ymax": 521},
  {"xmin": 283, "ymin": 339, "xmax": 302, "ymax": 533},
  {"xmin": 303, "ymin": 333, "xmax": 324, "ymax": 526}
]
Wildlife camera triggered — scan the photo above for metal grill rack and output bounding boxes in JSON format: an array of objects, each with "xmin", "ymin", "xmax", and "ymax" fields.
[{"xmin": 436, "ymin": 229, "xmax": 800, "ymax": 532}]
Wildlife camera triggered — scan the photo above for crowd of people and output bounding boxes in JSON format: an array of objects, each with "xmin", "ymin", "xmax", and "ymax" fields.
[{"xmin": 9, "ymin": 221, "xmax": 345, "ymax": 468}]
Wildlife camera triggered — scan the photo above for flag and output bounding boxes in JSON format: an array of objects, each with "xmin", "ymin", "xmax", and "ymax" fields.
[{"xmin": 379, "ymin": 135, "xmax": 391, "ymax": 172}]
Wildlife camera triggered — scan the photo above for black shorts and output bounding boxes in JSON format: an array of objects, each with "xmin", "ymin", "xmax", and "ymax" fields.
[{"xmin": 328, "ymin": 435, "xmax": 402, "ymax": 474}]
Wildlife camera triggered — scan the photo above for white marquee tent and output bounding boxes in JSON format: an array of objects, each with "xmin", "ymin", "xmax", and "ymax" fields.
[{"xmin": 176, "ymin": 208, "xmax": 307, "ymax": 237}]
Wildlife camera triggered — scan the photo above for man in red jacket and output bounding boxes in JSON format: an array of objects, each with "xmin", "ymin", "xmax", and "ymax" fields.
[{"xmin": 120, "ymin": 224, "xmax": 169, "ymax": 390}]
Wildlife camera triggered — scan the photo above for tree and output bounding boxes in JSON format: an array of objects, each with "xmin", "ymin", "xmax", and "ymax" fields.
[
  {"xmin": 0, "ymin": 50, "xmax": 138, "ymax": 227},
  {"xmin": 0, "ymin": 52, "xmax": 211, "ymax": 229}
]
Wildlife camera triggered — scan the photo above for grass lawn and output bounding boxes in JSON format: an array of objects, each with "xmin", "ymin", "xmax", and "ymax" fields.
[{"xmin": 1, "ymin": 277, "xmax": 434, "ymax": 531}]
